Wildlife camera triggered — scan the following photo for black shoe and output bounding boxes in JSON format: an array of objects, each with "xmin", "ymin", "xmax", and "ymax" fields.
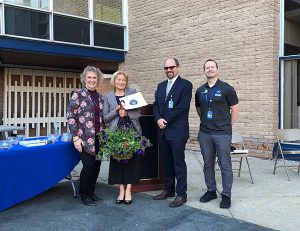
[
  {"xmin": 90, "ymin": 193, "xmax": 103, "ymax": 202},
  {"xmin": 125, "ymin": 193, "xmax": 132, "ymax": 205},
  {"xmin": 125, "ymin": 200, "xmax": 132, "ymax": 205},
  {"xmin": 116, "ymin": 199, "xmax": 125, "ymax": 204},
  {"xmin": 169, "ymin": 196, "xmax": 187, "ymax": 208},
  {"xmin": 220, "ymin": 195, "xmax": 231, "ymax": 209},
  {"xmin": 200, "ymin": 191, "xmax": 217, "ymax": 203},
  {"xmin": 81, "ymin": 196, "xmax": 95, "ymax": 206},
  {"xmin": 153, "ymin": 191, "xmax": 175, "ymax": 200},
  {"xmin": 116, "ymin": 195, "xmax": 125, "ymax": 204}
]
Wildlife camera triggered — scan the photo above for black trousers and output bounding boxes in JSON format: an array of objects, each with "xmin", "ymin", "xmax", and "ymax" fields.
[
  {"xmin": 79, "ymin": 138, "xmax": 101, "ymax": 198},
  {"xmin": 159, "ymin": 136, "xmax": 187, "ymax": 198}
]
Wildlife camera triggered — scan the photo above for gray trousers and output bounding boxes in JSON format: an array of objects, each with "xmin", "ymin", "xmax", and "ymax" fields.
[{"xmin": 198, "ymin": 131, "xmax": 233, "ymax": 197}]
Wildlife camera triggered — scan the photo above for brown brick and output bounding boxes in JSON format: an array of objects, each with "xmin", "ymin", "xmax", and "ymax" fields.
[{"xmin": 124, "ymin": 0, "xmax": 280, "ymax": 158}]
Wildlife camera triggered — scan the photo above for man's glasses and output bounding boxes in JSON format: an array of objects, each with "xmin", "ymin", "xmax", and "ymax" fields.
[{"xmin": 164, "ymin": 66, "xmax": 177, "ymax": 70}]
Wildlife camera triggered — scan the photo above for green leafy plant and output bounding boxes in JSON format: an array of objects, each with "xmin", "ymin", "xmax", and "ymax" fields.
[{"xmin": 96, "ymin": 127, "xmax": 151, "ymax": 163}]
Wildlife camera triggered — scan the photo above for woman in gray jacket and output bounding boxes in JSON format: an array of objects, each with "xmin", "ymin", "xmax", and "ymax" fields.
[{"xmin": 103, "ymin": 71, "xmax": 141, "ymax": 205}]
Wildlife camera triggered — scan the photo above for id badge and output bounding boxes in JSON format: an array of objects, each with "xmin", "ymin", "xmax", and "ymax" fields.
[
  {"xmin": 168, "ymin": 99, "xmax": 173, "ymax": 109},
  {"xmin": 207, "ymin": 110, "xmax": 213, "ymax": 119}
]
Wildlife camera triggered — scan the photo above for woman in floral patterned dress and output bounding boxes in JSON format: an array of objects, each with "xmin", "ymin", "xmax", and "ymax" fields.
[{"xmin": 67, "ymin": 66, "xmax": 105, "ymax": 206}]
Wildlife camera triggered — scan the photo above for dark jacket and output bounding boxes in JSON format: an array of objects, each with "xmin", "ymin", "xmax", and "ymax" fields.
[{"xmin": 153, "ymin": 76, "xmax": 193, "ymax": 140}]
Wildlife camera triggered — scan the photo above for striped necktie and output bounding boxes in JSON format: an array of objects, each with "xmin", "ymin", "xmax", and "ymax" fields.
[{"xmin": 166, "ymin": 80, "xmax": 172, "ymax": 97}]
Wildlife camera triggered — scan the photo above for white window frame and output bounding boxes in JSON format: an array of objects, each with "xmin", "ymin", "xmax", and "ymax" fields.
[
  {"xmin": 279, "ymin": 0, "xmax": 300, "ymax": 128},
  {"xmin": 0, "ymin": 0, "xmax": 128, "ymax": 51},
  {"xmin": 0, "ymin": 3, "xmax": 3, "ymax": 35},
  {"xmin": 279, "ymin": 0, "xmax": 285, "ymax": 128}
]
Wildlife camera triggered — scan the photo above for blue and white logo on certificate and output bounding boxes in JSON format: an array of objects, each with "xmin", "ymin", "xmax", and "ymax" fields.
[
  {"xmin": 129, "ymin": 99, "xmax": 138, "ymax": 105},
  {"xmin": 119, "ymin": 92, "xmax": 148, "ymax": 110}
]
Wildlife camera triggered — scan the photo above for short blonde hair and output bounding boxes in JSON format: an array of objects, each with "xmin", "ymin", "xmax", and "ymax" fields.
[
  {"xmin": 110, "ymin": 71, "xmax": 128, "ymax": 88},
  {"xmin": 80, "ymin": 66, "xmax": 103, "ymax": 87}
]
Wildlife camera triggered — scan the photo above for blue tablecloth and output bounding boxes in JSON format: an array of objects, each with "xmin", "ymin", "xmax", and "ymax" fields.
[{"xmin": 0, "ymin": 139, "xmax": 80, "ymax": 211}]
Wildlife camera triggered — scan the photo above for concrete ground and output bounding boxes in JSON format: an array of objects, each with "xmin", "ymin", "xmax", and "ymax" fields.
[
  {"xmin": 0, "ymin": 150, "xmax": 299, "ymax": 231},
  {"xmin": 0, "ymin": 181, "xmax": 271, "ymax": 231},
  {"xmin": 97, "ymin": 150, "xmax": 300, "ymax": 231}
]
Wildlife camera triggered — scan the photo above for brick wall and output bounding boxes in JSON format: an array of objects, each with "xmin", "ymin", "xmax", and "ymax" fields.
[{"xmin": 122, "ymin": 0, "xmax": 280, "ymax": 157}]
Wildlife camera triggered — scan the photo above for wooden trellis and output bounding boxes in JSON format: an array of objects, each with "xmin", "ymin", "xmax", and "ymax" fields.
[{"xmin": 3, "ymin": 68, "xmax": 81, "ymax": 137}]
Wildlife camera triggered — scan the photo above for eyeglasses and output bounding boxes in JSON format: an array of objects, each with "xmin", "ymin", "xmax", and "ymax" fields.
[{"xmin": 164, "ymin": 66, "xmax": 177, "ymax": 70}]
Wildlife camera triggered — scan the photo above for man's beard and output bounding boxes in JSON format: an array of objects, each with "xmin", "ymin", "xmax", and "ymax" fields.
[
  {"xmin": 206, "ymin": 73, "xmax": 217, "ymax": 79},
  {"xmin": 167, "ymin": 73, "xmax": 174, "ymax": 79}
]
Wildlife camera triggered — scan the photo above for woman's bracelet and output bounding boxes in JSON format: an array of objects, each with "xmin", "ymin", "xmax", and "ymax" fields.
[{"xmin": 73, "ymin": 137, "xmax": 80, "ymax": 142}]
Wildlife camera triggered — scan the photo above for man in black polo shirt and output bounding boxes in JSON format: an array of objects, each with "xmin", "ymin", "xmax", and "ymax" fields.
[{"xmin": 195, "ymin": 59, "xmax": 239, "ymax": 209}]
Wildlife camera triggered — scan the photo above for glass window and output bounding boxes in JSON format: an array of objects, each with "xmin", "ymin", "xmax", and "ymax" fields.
[
  {"xmin": 282, "ymin": 60, "xmax": 300, "ymax": 128},
  {"xmin": 284, "ymin": 0, "xmax": 300, "ymax": 55},
  {"xmin": 5, "ymin": 6, "xmax": 49, "ymax": 39},
  {"xmin": 2, "ymin": 1, "xmax": 126, "ymax": 50},
  {"xmin": 94, "ymin": 0, "xmax": 122, "ymax": 24},
  {"xmin": 53, "ymin": 14, "xmax": 90, "ymax": 45},
  {"xmin": 53, "ymin": 0, "xmax": 88, "ymax": 18},
  {"xmin": 281, "ymin": 1, "xmax": 300, "ymax": 128},
  {"xmin": 4, "ymin": 0, "xmax": 49, "ymax": 10},
  {"xmin": 0, "ymin": 4, "xmax": 2, "ymax": 34},
  {"xmin": 94, "ymin": 22, "xmax": 124, "ymax": 49}
]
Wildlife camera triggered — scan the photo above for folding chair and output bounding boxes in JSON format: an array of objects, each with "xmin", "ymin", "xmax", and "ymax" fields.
[
  {"xmin": 230, "ymin": 131, "xmax": 254, "ymax": 184},
  {"xmin": 273, "ymin": 129, "xmax": 300, "ymax": 181}
]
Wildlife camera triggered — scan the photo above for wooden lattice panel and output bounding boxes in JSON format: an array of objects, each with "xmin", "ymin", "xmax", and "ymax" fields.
[{"xmin": 3, "ymin": 68, "xmax": 81, "ymax": 137}]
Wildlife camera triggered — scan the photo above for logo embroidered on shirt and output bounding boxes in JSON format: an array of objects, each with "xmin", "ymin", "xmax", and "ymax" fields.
[{"xmin": 215, "ymin": 90, "xmax": 222, "ymax": 96}]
